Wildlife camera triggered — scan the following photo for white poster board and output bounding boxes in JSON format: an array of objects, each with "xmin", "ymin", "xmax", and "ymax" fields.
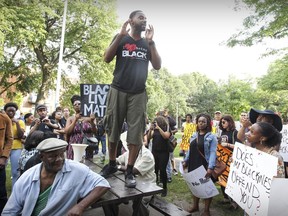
[
  {"xmin": 268, "ymin": 178, "xmax": 288, "ymax": 216},
  {"xmin": 225, "ymin": 142, "xmax": 277, "ymax": 216},
  {"xmin": 279, "ymin": 125, "xmax": 288, "ymax": 162},
  {"xmin": 182, "ymin": 165, "xmax": 219, "ymax": 199}
]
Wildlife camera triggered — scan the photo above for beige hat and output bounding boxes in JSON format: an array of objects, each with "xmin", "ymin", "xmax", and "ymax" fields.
[{"xmin": 36, "ymin": 138, "xmax": 68, "ymax": 152}]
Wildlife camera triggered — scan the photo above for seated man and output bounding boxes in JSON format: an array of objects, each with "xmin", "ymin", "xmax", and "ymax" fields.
[
  {"xmin": 117, "ymin": 143, "xmax": 156, "ymax": 183},
  {"xmin": 3, "ymin": 138, "xmax": 110, "ymax": 216}
]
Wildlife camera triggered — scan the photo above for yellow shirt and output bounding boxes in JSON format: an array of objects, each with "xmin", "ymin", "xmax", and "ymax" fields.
[{"xmin": 12, "ymin": 120, "xmax": 25, "ymax": 149}]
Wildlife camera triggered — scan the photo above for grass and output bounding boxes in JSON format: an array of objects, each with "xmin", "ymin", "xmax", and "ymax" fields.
[
  {"xmin": 5, "ymin": 163, "xmax": 12, "ymax": 197},
  {"xmin": 165, "ymin": 132, "xmax": 244, "ymax": 216},
  {"xmin": 4, "ymin": 133, "xmax": 244, "ymax": 215}
]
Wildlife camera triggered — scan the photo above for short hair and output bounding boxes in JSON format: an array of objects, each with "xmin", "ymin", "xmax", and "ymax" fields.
[
  {"xmin": 24, "ymin": 113, "xmax": 33, "ymax": 120},
  {"xmin": 4, "ymin": 102, "xmax": 18, "ymax": 111},
  {"xmin": 185, "ymin": 114, "xmax": 192, "ymax": 119},
  {"xmin": 195, "ymin": 113, "xmax": 212, "ymax": 132},
  {"xmin": 70, "ymin": 95, "xmax": 81, "ymax": 105},
  {"xmin": 24, "ymin": 131, "xmax": 45, "ymax": 150},
  {"xmin": 129, "ymin": 10, "xmax": 143, "ymax": 19}
]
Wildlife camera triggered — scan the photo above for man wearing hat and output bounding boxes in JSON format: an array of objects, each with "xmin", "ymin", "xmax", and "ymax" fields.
[
  {"xmin": 30, "ymin": 104, "xmax": 59, "ymax": 134},
  {"xmin": 237, "ymin": 108, "xmax": 283, "ymax": 143},
  {"xmin": 3, "ymin": 138, "xmax": 110, "ymax": 215}
]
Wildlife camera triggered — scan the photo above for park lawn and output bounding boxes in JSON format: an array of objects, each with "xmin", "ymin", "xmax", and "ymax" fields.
[
  {"xmin": 6, "ymin": 163, "xmax": 12, "ymax": 196},
  {"xmin": 166, "ymin": 132, "xmax": 244, "ymax": 216},
  {"xmin": 4, "ymin": 135, "xmax": 244, "ymax": 215}
]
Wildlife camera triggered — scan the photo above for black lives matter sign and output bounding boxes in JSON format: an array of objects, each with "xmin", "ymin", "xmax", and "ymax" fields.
[{"xmin": 80, "ymin": 84, "xmax": 110, "ymax": 117}]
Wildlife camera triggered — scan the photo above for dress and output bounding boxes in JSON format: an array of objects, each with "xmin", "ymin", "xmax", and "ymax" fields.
[
  {"xmin": 2, "ymin": 160, "xmax": 110, "ymax": 215},
  {"xmin": 67, "ymin": 121, "xmax": 95, "ymax": 159},
  {"xmin": 180, "ymin": 122, "xmax": 196, "ymax": 151}
]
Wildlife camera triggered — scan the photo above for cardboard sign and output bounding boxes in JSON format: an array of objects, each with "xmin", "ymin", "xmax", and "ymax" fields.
[
  {"xmin": 182, "ymin": 165, "xmax": 219, "ymax": 199},
  {"xmin": 225, "ymin": 142, "xmax": 277, "ymax": 216},
  {"xmin": 80, "ymin": 84, "xmax": 110, "ymax": 117},
  {"xmin": 216, "ymin": 144, "xmax": 233, "ymax": 187},
  {"xmin": 279, "ymin": 125, "xmax": 288, "ymax": 162},
  {"xmin": 268, "ymin": 178, "xmax": 288, "ymax": 216}
]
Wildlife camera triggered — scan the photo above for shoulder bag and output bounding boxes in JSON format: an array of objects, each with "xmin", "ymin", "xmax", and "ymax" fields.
[
  {"xmin": 196, "ymin": 136, "xmax": 226, "ymax": 179},
  {"xmin": 80, "ymin": 121, "xmax": 98, "ymax": 147}
]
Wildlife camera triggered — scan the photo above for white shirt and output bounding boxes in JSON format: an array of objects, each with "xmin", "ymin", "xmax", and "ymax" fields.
[
  {"xmin": 3, "ymin": 159, "xmax": 110, "ymax": 216},
  {"xmin": 117, "ymin": 145, "xmax": 156, "ymax": 183}
]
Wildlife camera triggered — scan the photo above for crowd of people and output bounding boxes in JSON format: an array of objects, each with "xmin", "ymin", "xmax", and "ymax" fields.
[{"xmin": 0, "ymin": 9, "xmax": 286, "ymax": 216}]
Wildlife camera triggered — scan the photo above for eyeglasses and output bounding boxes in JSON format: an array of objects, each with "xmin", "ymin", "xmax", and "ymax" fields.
[{"xmin": 73, "ymin": 103, "xmax": 81, "ymax": 106}]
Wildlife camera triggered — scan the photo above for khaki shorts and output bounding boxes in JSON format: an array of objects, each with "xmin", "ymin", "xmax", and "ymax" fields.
[{"xmin": 103, "ymin": 87, "xmax": 147, "ymax": 145}]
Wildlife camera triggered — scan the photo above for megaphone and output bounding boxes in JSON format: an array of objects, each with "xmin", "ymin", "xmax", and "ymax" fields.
[{"xmin": 71, "ymin": 144, "xmax": 88, "ymax": 162}]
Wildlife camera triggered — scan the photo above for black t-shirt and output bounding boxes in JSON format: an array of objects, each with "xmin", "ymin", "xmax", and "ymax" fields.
[
  {"xmin": 111, "ymin": 35, "xmax": 151, "ymax": 94},
  {"xmin": 152, "ymin": 125, "xmax": 169, "ymax": 152},
  {"xmin": 220, "ymin": 129, "xmax": 239, "ymax": 150},
  {"xmin": 30, "ymin": 119, "xmax": 57, "ymax": 133}
]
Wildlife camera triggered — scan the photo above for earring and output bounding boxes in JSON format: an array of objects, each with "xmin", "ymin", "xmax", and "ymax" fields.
[{"xmin": 260, "ymin": 139, "xmax": 263, "ymax": 145}]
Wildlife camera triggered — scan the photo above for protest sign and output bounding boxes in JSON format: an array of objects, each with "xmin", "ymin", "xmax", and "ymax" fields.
[
  {"xmin": 279, "ymin": 125, "xmax": 288, "ymax": 162},
  {"xmin": 216, "ymin": 144, "xmax": 233, "ymax": 187},
  {"xmin": 268, "ymin": 178, "xmax": 288, "ymax": 216},
  {"xmin": 182, "ymin": 165, "xmax": 219, "ymax": 199},
  {"xmin": 80, "ymin": 84, "xmax": 110, "ymax": 117},
  {"xmin": 225, "ymin": 142, "xmax": 277, "ymax": 216}
]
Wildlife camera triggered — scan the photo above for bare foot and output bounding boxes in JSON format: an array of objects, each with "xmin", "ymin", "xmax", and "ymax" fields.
[
  {"xmin": 201, "ymin": 210, "xmax": 211, "ymax": 216},
  {"xmin": 187, "ymin": 206, "xmax": 199, "ymax": 213}
]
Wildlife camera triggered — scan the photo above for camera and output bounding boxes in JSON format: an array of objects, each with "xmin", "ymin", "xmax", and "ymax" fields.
[{"xmin": 153, "ymin": 121, "xmax": 157, "ymax": 127}]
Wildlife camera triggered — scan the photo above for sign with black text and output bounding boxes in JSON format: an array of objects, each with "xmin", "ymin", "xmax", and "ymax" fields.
[
  {"xmin": 225, "ymin": 142, "xmax": 277, "ymax": 216},
  {"xmin": 80, "ymin": 84, "xmax": 110, "ymax": 117},
  {"xmin": 279, "ymin": 125, "xmax": 288, "ymax": 162}
]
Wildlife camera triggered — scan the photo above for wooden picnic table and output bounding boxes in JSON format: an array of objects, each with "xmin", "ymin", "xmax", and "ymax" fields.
[{"xmin": 84, "ymin": 158, "xmax": 163, "ymax": 216}]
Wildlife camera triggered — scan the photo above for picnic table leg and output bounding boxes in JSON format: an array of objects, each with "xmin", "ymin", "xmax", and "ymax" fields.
[
  {"xmin": 102, "ymin": 204, "xmax": 119, "ymax": 216},
  {"xmin": 132, "ymin": 198, "xmax": 149, "ymax": 216}
]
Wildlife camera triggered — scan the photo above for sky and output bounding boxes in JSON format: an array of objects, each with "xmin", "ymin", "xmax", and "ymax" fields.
[{"xmin": 116, "ymin": 0, "xmax": 285, "ymax": 82}]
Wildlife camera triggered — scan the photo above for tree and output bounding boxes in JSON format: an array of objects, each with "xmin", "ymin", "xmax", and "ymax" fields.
[
  {"xmin": 227, "ymin": 0, "xmax": 288, "ymax": 56},
  {"xmin": 1, "ymin": 0, "xmax": 117, "ymax": 104},
  {"xmin": 258, "ymin": 55, "xmax": 288, "ymax": 91}
]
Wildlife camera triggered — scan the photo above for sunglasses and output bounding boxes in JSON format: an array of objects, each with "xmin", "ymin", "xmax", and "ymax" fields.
[
  {"xmin": 221, "ymin": 121, "xmax": 227, "ymax": 124},
  {"xmin": 73, "ymin": 103, "xmax": 81, "ymax": 106}
]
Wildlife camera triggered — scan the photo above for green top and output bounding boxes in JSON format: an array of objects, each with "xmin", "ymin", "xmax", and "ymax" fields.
[{"xmin": 31, "ymin": 185, "xmax": 52, "ymax": 216}]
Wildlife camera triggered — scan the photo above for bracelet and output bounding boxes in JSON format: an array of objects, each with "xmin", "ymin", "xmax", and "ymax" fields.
[{"xmin": 148, "ymin": 40, "xmax": 155, "ymax": 46}]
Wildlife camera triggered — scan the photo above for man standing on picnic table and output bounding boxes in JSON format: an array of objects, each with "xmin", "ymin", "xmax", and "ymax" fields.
[
  {"xmin": 100, "ymin": 10, "xmax": 161, "ymax": 188},
  {"xmin": 2, "ymin": 138, "xmax": 110, "ymax": 216}
]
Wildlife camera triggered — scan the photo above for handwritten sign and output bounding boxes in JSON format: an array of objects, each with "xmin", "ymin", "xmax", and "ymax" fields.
[
  {"xmin": 279, "ymin": 125, "xmax": 288, "ymax": 162},
  {"xmin": 225, "ymin": 142, "xmax": 277, "ymax": 216},
  {"xmin": 268, "ymin": 178, "xmax": 288, "ymax": 216},
  {"xmin": 182, "ymin": 165, "xmax": 219, "ymax": 199},
  {"xmin": 216, "ymin": 144, "xmax": 233, "ymax": 187},
  {"xmin": 80, "ymin": 84, "xmax": 110, "ymax": 117}
]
